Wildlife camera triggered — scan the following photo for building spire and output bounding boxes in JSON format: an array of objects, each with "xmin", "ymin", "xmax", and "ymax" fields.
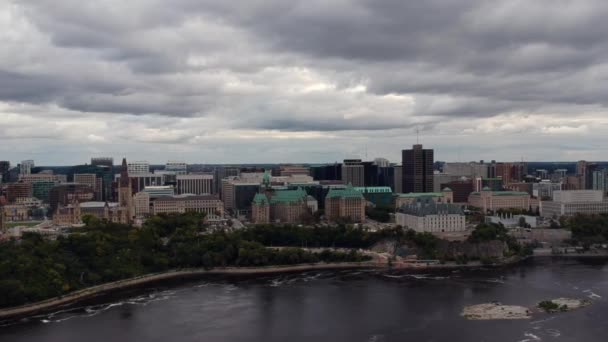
[{"xmin": 120, "ymin": 158, "xmax": 130, "ymax": 187}]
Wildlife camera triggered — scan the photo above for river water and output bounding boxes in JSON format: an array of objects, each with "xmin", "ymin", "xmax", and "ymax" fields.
[{"xmin": 1, "ymin": 258, "xmax": 607, "ymax": 342}]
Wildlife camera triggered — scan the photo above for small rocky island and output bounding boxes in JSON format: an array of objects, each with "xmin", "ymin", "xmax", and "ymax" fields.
[
  {"xmin": 463, "ymin": 298, "xmax": 592, "ymax": 320},
  {"xmin": 462, "ymin": 303, "xmax": 531, "ymax": 320},
  {"xmin": 537, "ymin": 298, "xmax": 592, "ymax": 313}
]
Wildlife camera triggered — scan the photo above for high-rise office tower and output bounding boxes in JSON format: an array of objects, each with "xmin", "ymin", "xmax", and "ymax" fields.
[
  {"xmin": 0, "ymin": 161, "xmax": 10, "ymax": 183},
  {"xmin": 341, "ymin": 159, "xmax": 365, "ymax": 187},
  {"xmin": 166, "ymin": 161, "xmax": 188, "ymax": 175},
  {"xmin": 176, "ymin": 174, "xmax": 214, "ymax": 195},
  {"xmin": 90, "ymin": 157, "xmax": 114, "ymax": 201},
  {"xmin": 402, "ymin": 144, "xmax": 434, "ymax": 193},
  {"xmin": 127, "ymin": 161, "xmax": 150, "ymax": 175},
  {"xmin": 20, "ymin": 160, "xmax": 34, "ymax": 175}
]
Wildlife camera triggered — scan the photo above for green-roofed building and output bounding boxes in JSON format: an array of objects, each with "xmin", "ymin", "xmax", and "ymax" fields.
[
  {"xmin": 394, "ymin": 189, "xmax": 454, "ymax": 209},
  {"xmin": 354, "ymin": 186, "xmax": 393, "ymax": 208},
  {"xmin": 251, "ymin": 193, "xmax": 270, "ymax": 223},
  {"xmin": 325, "ymin": 184, "xmax": 366, "ymax": 223},
  {"xmin": 251, "ymin": 188, "xmax": 314, "ymax": 224}
]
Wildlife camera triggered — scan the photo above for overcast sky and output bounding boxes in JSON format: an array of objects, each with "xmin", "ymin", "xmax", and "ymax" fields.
[{"xmin": 2, "ymin": 0, "xmax": 608, "ymax": 165}]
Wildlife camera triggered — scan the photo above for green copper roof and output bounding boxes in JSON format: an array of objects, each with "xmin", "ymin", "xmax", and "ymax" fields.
[
  {"xmin": 354, "ymin": 186, "xmax": 393, "ymax": 193},
  {"xmin": 326, "ymin": 184, "xmax": 365, "ymax": 199},
  {"xmin": 396, "ymin": 192, "xmax": 445, "ymax": 198},
  {"xmin": 493, "ymin": 191, "xmax": 529, "ymax": 196},
  {"xmin": 269, "ymin": 188, "xmax": 307, "ymax": 204},
  {"xmin": 470, "ymin": 191, "xmax": 529, "ymax": 196},
  {"xmin": 252, "ymin": 193, "xmax": 269, "ymax": 205}
]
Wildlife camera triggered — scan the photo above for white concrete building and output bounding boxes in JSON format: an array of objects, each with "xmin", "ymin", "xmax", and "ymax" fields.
[
  {"xmin": 115, "ymin": 173, "xmax": 164, "ymax": 193},
  {"xmin": 541, "ymin": 190, "xmax": 608, "ymax": 218},
  {"xmin": 373, "ymin": 158, "xmax": 391, "ymax": 168},
  {"xmin": 395, "ymin": 198, "xmax": 466, "ymax": 233},
  {"xmin": 127, "ymin": 161, "xmax": 150, "ymax": 174},
  {"xmin": 19, "ymin": 160, "xmax": 35, "ymax": 175},
  {"xmin": 176, "ymin": 174, "xmax": 214, "ymax": 195},
  {"xmin": 150, "ymin": 194, "xmax": 224, "ymax": 221},
  {"xmin": 142, "ymin": 186, "xmax": 175, "ymax": 197},
  {"xmin": 533, "ymin": 181, "xmax": 562, "ymax": 200},
  {"xmin": 443, "ymin": 162, "xmax": 488, "ymax": 179},
  {"xmin": 166, "ymin": 161, "xmax": 188, "ymax": 175},
  {"xmin": 485, "ymin": 214, "xmax": 538, "ymax": 228}
]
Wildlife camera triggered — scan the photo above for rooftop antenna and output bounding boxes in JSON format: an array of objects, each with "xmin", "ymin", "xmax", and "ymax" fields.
[{"xmin": 416, "ymin": 126, "xmax": 420, "ymax": 145}]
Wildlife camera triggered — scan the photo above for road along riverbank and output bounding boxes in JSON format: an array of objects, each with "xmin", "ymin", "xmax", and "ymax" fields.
[
  {"xmin": 0, "ymin": 262, "xmax": 376, "ymax": 321},
  {"xmin": 0, "ymin": 254, "xmax": 552, "ymax": 321}
]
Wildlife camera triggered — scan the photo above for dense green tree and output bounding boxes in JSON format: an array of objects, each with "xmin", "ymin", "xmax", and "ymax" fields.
[{"xmin": 0, "ymin": 214, "xmax": 373, "ymax": 309}]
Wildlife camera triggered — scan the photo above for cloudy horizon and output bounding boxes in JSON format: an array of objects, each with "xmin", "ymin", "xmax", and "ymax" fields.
[{"xmin": 2, "ymin": 0, "xmax": 608, "ymax": 165}]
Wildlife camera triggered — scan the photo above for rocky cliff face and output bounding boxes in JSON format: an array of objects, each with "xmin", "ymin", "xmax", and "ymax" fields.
[
  {"xmin": 372, "ymin": 238, "xmax": 509, "ymax": 260},
  {"xmin": 435, "ymin": 240, "xmax": 507, "ymax": 259}
]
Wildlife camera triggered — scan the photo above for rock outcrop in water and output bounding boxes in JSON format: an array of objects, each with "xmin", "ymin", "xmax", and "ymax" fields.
[
  {"xmin": 537, "ymin": 298, "xmax": 592, "ymax": 313},
  {"xmin": 462, "ymin": 303, "xmax": 531, "ymax": 320}
]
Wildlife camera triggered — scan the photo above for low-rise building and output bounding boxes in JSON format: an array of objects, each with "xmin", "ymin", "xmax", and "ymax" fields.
[
  {"xmin": 468, "ymin": 188, "xmax": 532, "ymax": 212},
  {"xmin": 395, "ymin": 197, "xmax": 466, "ymax": 233},
  {"xmin": 53, "ymin": 200, "xmax": 132, "ymax": 225},
  {"xmin": 540, "ymin": 190, "xmax": 608, "ymax": 218},
  {"xmin": 533, "ymin": 181, "xmax": 562, "ymax": 200},
  {"xmin": 485, "ymin": 214, "xmax": 538, "ymax": 228},
  {"xmin": 53, "ymin": 201, "xmax": 82, "ymax": 226},
  {"xmin": 394, "ymin": 189, "xmax": 454, "ymax": 208},
  {"xmin": 6, "ymin": 182, "xmax": 33, "ymax": 203},
  {"xmin": 142, "ymin": 185, "xmax": 175, "ymax": 198},
  {"xmin": 354, "ymin": 186, "xmax": 393, "ymax": 208},
  {"xmin": 80, "ymin": 201, "xmax": 131, "ymax": 224},
  {"xmin": 150, "ymin": 194, "xmax": 224, "ymax": 221}
]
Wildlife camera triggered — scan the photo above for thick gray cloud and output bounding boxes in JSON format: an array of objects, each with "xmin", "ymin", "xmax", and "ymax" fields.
[{"xmin": 1, "ymin": 0, "xmax": 608, "ymax": 164}]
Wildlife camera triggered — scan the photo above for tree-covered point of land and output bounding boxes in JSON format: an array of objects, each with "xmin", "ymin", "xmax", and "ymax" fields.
[
  {"xmin": 561, "ymin": 214, "xmax": 608, "ymax": 246},
  {"xmin": 468, "ymin": 222, "xmax": 532, "ymax": 257},
  {"xmin": 0, "ymin": 213, "xmax": 372, "ymax": 309}
]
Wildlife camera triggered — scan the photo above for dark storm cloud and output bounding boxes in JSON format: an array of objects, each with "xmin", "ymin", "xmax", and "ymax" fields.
[
  {"xmin": 239, "ymin": 117, "xmax": 429, "ymax": 132},
  {"xmin": 4, "ymin": 0, "xmax": 608, "ymax": 134},
  {"xmin": 0, "ymin": 70, "xmax": 61, "ymax": 103},
  {"xmin": 195, "ymin": 0, "xmax": 608, "ymax": 109}
]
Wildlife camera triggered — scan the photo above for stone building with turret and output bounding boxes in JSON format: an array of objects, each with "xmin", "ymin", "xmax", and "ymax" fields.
[
  {"xmin": 250, "ymin": 173, "xmax": 312, "ymax": 224},
  {"xmin": 325, "ymin": 184, "xmax": 366, "ymax": 223}
]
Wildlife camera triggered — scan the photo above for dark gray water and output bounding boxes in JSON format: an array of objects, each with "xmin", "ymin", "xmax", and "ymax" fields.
[{"xmin": 1, "ymin": 258, "xmax": 607, "ymax": 342}]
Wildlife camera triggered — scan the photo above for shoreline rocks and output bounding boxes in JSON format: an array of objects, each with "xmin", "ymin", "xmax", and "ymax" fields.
[{"xmin": 462, "ymin": 303, "xmax": 532, "ymax": 320}]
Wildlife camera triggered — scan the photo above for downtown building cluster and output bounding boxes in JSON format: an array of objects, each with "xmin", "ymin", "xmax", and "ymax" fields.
[{"xmin": 3, "ymin": 148, "xmax": 608, "ymax": 237}]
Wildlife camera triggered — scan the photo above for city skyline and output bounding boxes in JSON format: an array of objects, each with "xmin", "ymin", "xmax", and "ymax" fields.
[{"xmin": 3, "ymin": 1, "xmax": 608, "ymax": 164}]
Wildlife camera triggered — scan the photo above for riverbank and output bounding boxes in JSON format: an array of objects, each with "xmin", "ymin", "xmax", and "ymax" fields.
[
  {"xmin": 0, "ymin": 262, "xmax": 376, "ymax": 321},
  {"xmin": 0, "ymin": 255, "xmax": 543, "ymax": 321}
]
